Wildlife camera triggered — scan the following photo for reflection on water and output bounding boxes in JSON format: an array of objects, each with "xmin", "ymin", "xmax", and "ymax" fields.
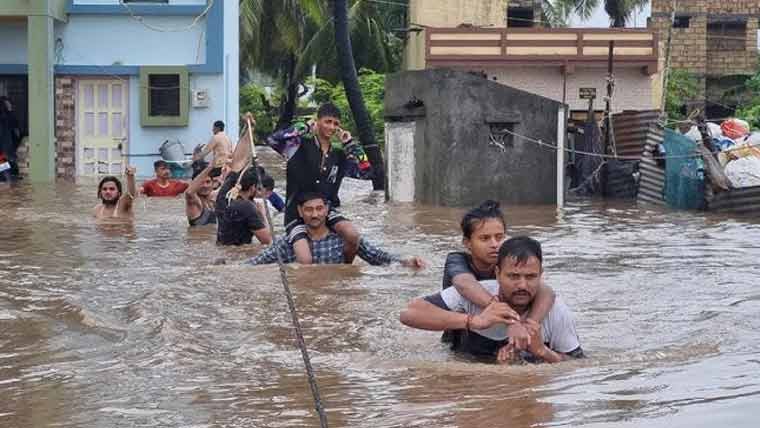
[{"xmin": 1, "ymin": 151, "xmax": 760, "ymax": 427}]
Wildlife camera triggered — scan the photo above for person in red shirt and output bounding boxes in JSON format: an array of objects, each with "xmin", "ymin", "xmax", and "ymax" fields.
[{"xmin": 140, "ymin": 160, "xmax": 189, "ymax": 197}]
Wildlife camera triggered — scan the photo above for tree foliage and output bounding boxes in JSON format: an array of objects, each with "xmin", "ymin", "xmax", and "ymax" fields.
[{"xmin": 665, "ymin": 69, "xmax": 700, "ymax": 126}]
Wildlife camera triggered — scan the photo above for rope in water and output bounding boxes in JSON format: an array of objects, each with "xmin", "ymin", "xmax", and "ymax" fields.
[{"xmin": 239, "ymin": 118, "xmax": 330, "ymax": 428}]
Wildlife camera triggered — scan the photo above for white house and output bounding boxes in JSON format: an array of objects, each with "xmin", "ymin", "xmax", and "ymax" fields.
[{"xmin": 0, "ymin": 0, "xmax": 239, "ymax": 181}]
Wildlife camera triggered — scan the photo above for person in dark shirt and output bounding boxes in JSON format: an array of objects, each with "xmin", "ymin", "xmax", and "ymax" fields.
[
  {"xmin": 214, "ymin": 113, "xmax": 272, "ymax": 246},
  {"xmin": 441, "ymin": 201, "xmax": 556, "ymax": 349},
  {"xmin": 401, "ymin": 237, "xmax": 584, "ymax": 363},
  {"xmin": 266, "ymin": 102, "xmax": 373, "ymax": 265},
  {"xmin": 260, "ymin": 175, "xmax": 286, "ymax": 213}
]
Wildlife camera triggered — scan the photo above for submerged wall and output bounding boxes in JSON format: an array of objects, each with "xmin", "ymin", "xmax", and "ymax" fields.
[{"xmin": 385, "ymin": 69, "xmax": 564, "ymax": 207}]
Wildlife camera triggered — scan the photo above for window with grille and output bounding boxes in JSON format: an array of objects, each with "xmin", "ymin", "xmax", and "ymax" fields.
[{"xmin": 140, "ymin": 66, "xmax": 189, "ymax": 127}]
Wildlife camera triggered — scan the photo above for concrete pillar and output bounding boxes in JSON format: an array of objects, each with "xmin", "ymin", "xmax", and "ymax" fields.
[{"xmin": 27, "ymin": 15, "xmax": 56, "ymax": 182}]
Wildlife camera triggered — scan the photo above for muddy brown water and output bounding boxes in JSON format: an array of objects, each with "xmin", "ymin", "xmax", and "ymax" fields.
[{"xmin": 2, "ymin": 151, "xmax": 760, "ymax": 427}]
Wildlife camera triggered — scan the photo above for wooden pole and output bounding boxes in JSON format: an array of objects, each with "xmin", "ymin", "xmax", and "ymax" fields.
[
  {"xmin": 605, "ymin": 40, "xmax": 615, "ymax": 156},
  {"xmin": 660, "ymin": 0, "xmax": 678, "ymax": 119},
  {"xmin": 557, "ymin": 106, "xmax": 566, "ymax": 208}
]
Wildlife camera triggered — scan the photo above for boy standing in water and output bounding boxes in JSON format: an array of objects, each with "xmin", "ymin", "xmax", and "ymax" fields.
[
  {"xmin": 266, "ymin": 103, "xmax": 373, "ymax": 264},
  {"xmin": 94, "ymin": 167, "xmax": 137, "ymax": 221}
]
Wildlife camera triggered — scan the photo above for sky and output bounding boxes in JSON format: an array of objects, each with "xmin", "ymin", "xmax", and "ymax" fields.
[{"xmin": 569, "ymin": 2, "xmax": 651, "ymax": 28}]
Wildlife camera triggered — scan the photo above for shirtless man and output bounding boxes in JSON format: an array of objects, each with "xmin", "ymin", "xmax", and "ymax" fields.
[
  {"xmin": 185, "ymin": 161, "xmax": 218, "ymax": 226},
  {"xmin": 94, "ymin": 166, "xmax": 137, "ymax": 221},
  {"xmin": 195, "ymin": 120, "xmax": 233, "ymax": 173}
]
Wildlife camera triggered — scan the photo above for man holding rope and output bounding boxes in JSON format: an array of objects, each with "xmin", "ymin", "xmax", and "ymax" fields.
[
  {"xmin": 214, "ymin": 113, "xmax": 272, "ymax": 246},
  {"xmin": 266, "ymin": 103, "xmax": 373, "ymax": 265}
]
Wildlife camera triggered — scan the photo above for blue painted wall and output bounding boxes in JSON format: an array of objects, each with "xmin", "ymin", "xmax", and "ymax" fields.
[{"xmin": 54, "ymin": 15, "xmax": 206, "ymax": 66}]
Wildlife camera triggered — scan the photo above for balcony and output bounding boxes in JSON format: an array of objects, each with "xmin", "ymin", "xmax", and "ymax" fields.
[{"xmin": 426, "ymin": 27, "xmax": 659, "ymax": 75}]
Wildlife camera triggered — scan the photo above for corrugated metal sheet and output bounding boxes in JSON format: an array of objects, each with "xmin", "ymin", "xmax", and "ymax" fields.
[
  {"xmin": 707, "ymin": 185, "xmax": 760, "ymax": 214},
  {"xmin": 611, "ymin": 110, "xmax": 666, "ymax": 205}
]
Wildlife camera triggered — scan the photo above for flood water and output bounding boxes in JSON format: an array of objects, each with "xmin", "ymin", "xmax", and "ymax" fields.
[{"xmin": 2, "ymin": 150, "xmax": 760, "ymax": 428}]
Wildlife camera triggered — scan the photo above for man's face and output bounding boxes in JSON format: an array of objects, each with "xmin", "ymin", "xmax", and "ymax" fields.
[
  {"xmin": 99, "ymin": 182, "xmax": 120, "ymax": 206},
  {"xmin": 315, "ymin": 115, "xmax": 340, "ymax": 141},
  {"xmin": 464, "ymin": 218, "xmax": 506, "ymax": 267},
  {"xmin": 199, "ymin": 177, "xmax": 214, "ymax": 196},
  {"xmin": 496, "ymin": 256, "xmax": 542, "ymax": 308},
  {"xmin": 297, "ymin": 198, "xmax": 327, "ymax": 229},
  {"xmin": 155, "ymin": 165, "xmax": 171, "ymax": 179}
]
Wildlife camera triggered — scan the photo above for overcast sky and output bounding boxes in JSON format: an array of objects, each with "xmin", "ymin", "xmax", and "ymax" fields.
[{"xmin": 569, "ymin": 2, "xmax": 651, "ymax": 28}]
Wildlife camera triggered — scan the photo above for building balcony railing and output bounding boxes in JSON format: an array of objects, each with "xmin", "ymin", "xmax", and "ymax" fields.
[{"xmin": 426, "ymin": 27, "xmax": 659, "ymax": 75}]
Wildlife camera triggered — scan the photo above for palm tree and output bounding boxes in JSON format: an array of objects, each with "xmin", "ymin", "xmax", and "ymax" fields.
[
  {"xmin": 333, "ymin": 0, "xmax": 385, "ymax": 191},
  {"xmin": 546, "ymin": 0, "xmax": 647, "ymax": 28}
]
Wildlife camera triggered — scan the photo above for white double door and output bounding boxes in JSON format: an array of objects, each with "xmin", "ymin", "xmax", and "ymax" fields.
[{"xmin": 77, "ymin": 79, "xmax": 128, "ymax": 177}]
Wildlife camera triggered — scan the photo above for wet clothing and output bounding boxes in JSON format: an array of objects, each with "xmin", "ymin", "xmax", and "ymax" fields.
[
  {"xmin": 188, "ymin": 206, "xmax": 217, "ymax": 226},
  {"xmin": 142, "ymin": 179, "xmax": 189, "ymax": 197},
  {"xmin": 442, "ymin": 252, "xmax": 496, "ymax": 289},
  {"xmin": 424, "ymin": 280, "xmax": 584, "ymax": 360},
  {"xmin": 266, "ymin": 122, "xmax": 373, "ymax": 226},
  {"xmin": 268, "ymin": 192, "xmax": 286, "ymax": 212},
  {"xmin": 441, "ymin": 252, "xmax": 496, "ymax": 343},
  {"xmin": 215, "ymin": 171, "xmax": 266, "ymax": 246},
  {"xmin": 247, "ymin": 233, "xmax": 399, "ymax": 266}
]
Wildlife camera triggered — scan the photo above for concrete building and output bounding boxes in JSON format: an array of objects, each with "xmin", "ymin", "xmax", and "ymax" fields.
[
  {"xmin": 404, "ymin": 0, "xmax": 660, "ymax": 120},
  {"xmin": 649, "ymin": 0, "xmax": 760, "ymax": 118},
  {"xmin": 0, "ymin": 0, "xmax": 238, "ymax": 181},
  {"xmin": 385, "ymin": 69, "xmax": 565, "ymax": 206}
]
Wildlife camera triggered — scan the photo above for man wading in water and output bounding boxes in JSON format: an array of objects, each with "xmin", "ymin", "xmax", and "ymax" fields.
[
  {"xmin": 246, "ymin": 192, "xmax": 425, "ymax": 267},
  {"xmin": 185, "ymin": 161, "xmax": 219, "ymax": 227},
  {"xmin": 401, "ymin": 236, "xmax": 584, "ymax": 363},
  {"xmin": 440, "ymin": 201, "xmax": 557, "ymax": 349},
  {"xmin": 93, "ymin": 167, "xmax": 137, "ymax": 221},
  {"xmin": 214, "ymin": 113, "xmax": 272, "ymax": 246},
  {"xmin": 266, "ymin": 103, "xmax": 373, "ymax": 264}
]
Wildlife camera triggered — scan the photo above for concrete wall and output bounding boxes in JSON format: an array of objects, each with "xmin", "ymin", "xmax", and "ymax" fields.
[
  {"xmin": 54, "ymin": 15, "xmax": 206, "ymax": 66},
  {"xmin": 385, "ymin": 69, "xmax": 562, "ymax": 207},
  {"xmin": 0, "ymin": 21, "xmax": 27, "ymax": 64},
  {"xmin": 404, "ymin": 0, "xmax": 506, "ymax": 70},
  {"xmin": 488, "ymin": 66, "xmax": 655, "ymax": 113},
  {"xmin": 122, "ymin": 73, "xmax": 225, "ymax": 175}
]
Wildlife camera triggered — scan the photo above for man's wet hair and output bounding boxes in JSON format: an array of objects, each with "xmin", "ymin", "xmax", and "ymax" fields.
[
  {"xmin": 192, "ymin": 161, "xmax": 209, "ymax": 179},
  {"xmin": 317, "ymin": 103, "xmax": 341, "ymax": 120},
  {"xmin": 460, "ymin": 200, "xmax": 506, "ymax": 239},
  {"xmin": 497, "ymin": 236, "xmax": 543, "ymax": 269},
  {"xmin": 154, "ymin": 159, "xmax": 168, "ymax": 170},
  {"xmin": 262, "ymin": 175, "xmax": 275, "ymax": 191},
  {"xmin": 239, "ymin": 168, "xmax": 260, "ymax": 191},
  {"xmin": 97, "ymin": 176, "xmax": 122, "ymax": 198},
  {"xmin": 298, "ymin": 192, "xmax": 327, "ymax": 206},
  {"xmin": 213, "ymin": 120, "xmax": 225, "ymax": 131}
]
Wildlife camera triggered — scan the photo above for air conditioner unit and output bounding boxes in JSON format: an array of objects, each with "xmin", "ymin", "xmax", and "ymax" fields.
[{"xmin": 192, "ymin": 89, "xmax": 209, "ymax": 108}]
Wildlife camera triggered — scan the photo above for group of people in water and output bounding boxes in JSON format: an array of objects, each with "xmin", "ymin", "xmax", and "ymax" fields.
[{"xmin": 92, "ymin": 102, "xmax": 583, "ymax": 364}]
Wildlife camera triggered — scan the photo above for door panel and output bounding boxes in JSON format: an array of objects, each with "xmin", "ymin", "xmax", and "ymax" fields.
[{"xmin": 77, "ymin": 79, "xmax": 128, "ymax": 177}]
